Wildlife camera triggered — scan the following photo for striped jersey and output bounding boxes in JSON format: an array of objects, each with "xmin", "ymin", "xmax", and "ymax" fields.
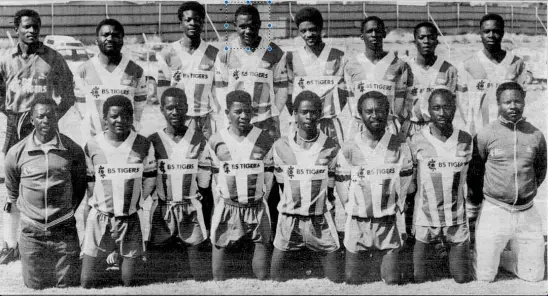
[
  {"xmin": 0, "ymin": 42, "xmax": 75, "ymax": 113},
  {"xmin": 406, "ymin": 57, "xmax": 458, "ymax": 122},
  {"xmin": 345, "ymin": 51, "xmax": 411, "ymax": 119},
  {"xmin": 214, "ymin": 37, "xmax": 288, "ymax": 123},
  {"xmin": 336, "ymin": 132, "xmax": 414, "ymax": 218},
  {"xmin": 273, "ymin": 132, "xmax": 340, "ymax": 216},
  {"xmin": 208, "ymin": 127, "xmax": 275, "ymax": 204},
  {"xmin": 457, "ymin": 50, "xmax": 526, "ymax": 135},
  {"xmin": 157, "ymin": 40, "xmax": 220, "ymax": 117},
  {"xmin": 85, "ymin": 131, "xmax": 156, "ymax": 217},
  {"xmin": 74, "ymin": 55, "xmax": 147, "ymax": 137},
  {"xmin": 410, "ymin": 126, "xmax": 472, "ymax": 227},
  {"xmin": 148, "ymin": 128, "xmax": 211, "ymax": 202},
  {"xmin": 287, "ymin": 44, "xmax": 349, "ymax": 119}
]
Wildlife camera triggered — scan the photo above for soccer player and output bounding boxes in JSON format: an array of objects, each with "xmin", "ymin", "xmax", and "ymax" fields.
[
  {"xmin": 208, "ymin": 90, "xmax": 275, "ymax": 281},
  {"xmin": 214, "ymin": 4, "xmax": 288, "ymax": 140},
  {"xmin": 4, "ymin": 96, "xmax": 86, "ymax": 289},
  {"xmin": 457, "ymin": 13, "xmax": 527, "ymax": 136},
  {"xmin": 145, "ymin": 87, "xmax": 212, "ymax": 281},
  {"xmin": 409, "ymin": 88, "xmax": 471, "ymax": 283},
  {"xmin": 80, "ymin": 95, "xmax": 156, "ymax": 288},
  {"xmin": 468, "ymin": 82, "xmax": 546, "ymax": 282},
  {"xmin": 345, "ymin": 16, "xmax": 411, "ymax": 138},
  {"xmin": 74, "ymin": 18, "xmax": 147, "ymax": 147},
  {"xmin": 0, "ymin": 9, "xmax": 76, "ymax": 265},
  {"xmin": 286, "ymin": 7, "xmax": 349, "ymax": 145},
  {"xmin": 335, "ymin": 91, "xmax": 414, "ymax": 285},
  {"xmin": 270, "ymin": 91, "xmax": 341, "ymax": 283},
  {"xmin": 403, "ymin": 22, "xmax": 458, "ymax": 137},
  {"xmin": 156, "ymin": 1, "xmax": 220, "ymax": 139}
]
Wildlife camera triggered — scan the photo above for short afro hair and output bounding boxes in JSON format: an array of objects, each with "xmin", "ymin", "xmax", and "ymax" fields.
[
  {"xmin": 30, "ymin": 94, "xmax": 57, "ymax": 114},
  {"xmin": 480, "ymin": 13, "xmax": 505, "ymax": 30},
  {"xmin": 428, "ymin": 88, "xmax": 456, "ymax": 106},
  {"xmin": 293, "ymin": 91, "xmax": 322, "ymax": 114},
  {"xmin": 226, "ymin": 90, "xmax": 253, "ymax": 109},
  {"xmin": 14, "ymin": 9, "xmax": 41, "ymax": 28},
  {"xmin": 295, "ymin": 7, "xmax": 323, "ymax": 30},
  {"xmin": 102, "ymin": 95, "xmax": 133, "ymax": 120},
  {"xmin": 96, "ymin": 18, "xmax": 124, "ymax": 37},
  {"xmin": 161, "ymin": 87, "xmax": 187, "ymax": 107},
  {"xmin": 496, "ymin": 81, "xmax": 525, "ymax": 103},
  {"xmin": 178, "ymin": 1, "xmax": 206, "ymax": 21},
  {"xmin": 234, "ymin": 4, "xmax": 260, "ymax": 24},
  {"xmin": 360, "ymin": 16, "xmax": 385, "ymax": 34},
  {"xmin": 357, "ymin": 91, "xmax": 389, "ymax": 115},
  {"xmin": 413, "ymin": 21, "xmax": 438, "ymax": 39}
]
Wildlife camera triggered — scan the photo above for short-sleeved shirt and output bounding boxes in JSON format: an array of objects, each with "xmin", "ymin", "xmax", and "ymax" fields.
[
  {"xmin": 345, "ymin": 51, "xmax": 411, "ymax": 120},
  {"xmin": 148, "ymin": 128, "xmax": 211, "ymax": 202},
  {"xmin": 273, "ymin": 132, "xmax": 339, "ymax": 216},
  {"xmin": 409, "ymin": 126, "xmax": 472, "ymax": 227},
  {"xmin": 406, "ymin": 57, "xmax": 458, "ymax": 122},
  {"xmin": 336, "ymin": 132, "xmax": 414, "ymax": 218},
  {"xmin": 157, "ymin": 40, "xmax": 219, "ymax": 117},
  {"xmin": 287, "ymin": 44, "xmax": 349, "ymax": 119},
  {"xmin": 0, "ymin": 42, "xmax": 74, "ymax": 113},
  {"xmin": 214, "ymin": 37, "xmax": 288, "ymax": 123},
  {"xmin": 85, "ymin": 131, "xmax": 156, "ymax": 217},
  {"xmin": 208, "ymin": 127, "xmax": 275, "ymax": 205},
  {"xmin": 457, "ymin": 50, "xmax": 526, "ymax": 135},
  {"xmin": 74, "ymin": 55, "xmax": 147, "ymax": 137}
]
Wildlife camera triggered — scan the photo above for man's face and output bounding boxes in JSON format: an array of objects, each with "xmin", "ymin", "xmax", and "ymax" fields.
[
  {"xmin": 105, "ymin": 106, "xmax": 132, "ymax": 136},
  {"xmin": 16, "ymin": 16, "xmax": 40, "ymax": 45},
  {"xmin": 32, "ymin": 103, "xmax": 58, "ymax": 139},
  {"xmin": 360, "ymin": 97, "xmax": 388, "ymax": 134},
  {"xmin": 226, "ymin": 101, "xmax": 252, "ymax": 133},
  {"xmin": 235, "ymin": 14, "xmax": 261, "ymax": 47},
  {"xmin": 97, "ymin": 24, "xmax": 124, "ymax": 56},
  {"xmin": 428, "ymin": 94, "xmax": 456, "ymax": 130},
  {"xmin": 161, "ymin": 96, "xmax": 187, "ymax": 130},
  {"xmin": 296, "ymin": 100, "xmax": 321, "ymax": 133},
  {"xmin": 481, "ymin": 19, "xmax": 504, "ymax": 52},
  {"xmin": 498, "ymin": 89, "xmax": 524, "ymax": 123},
  {"xmin": 180, "ymin": 10, "xmax": 204, "ymax": 39},
  {"xmin": 415, "ymin": 26, "xmax": 438, "ymax": 57},
  {"xmin": 361, "ymin": 20, "xmax": 385, "ymax": 51},
  {"xmin": 298, "ymin": 21, "xmax": 322, "ymax": 47}
]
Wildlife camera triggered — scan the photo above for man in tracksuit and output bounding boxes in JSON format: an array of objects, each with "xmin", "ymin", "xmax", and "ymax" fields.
[
  {"xmin": 468, "ymin": 81, "xmax": 547, "ymax": 282},
  {"xmin": 4, "ymin": 96, "xmax": 87, "ymax": 289}
]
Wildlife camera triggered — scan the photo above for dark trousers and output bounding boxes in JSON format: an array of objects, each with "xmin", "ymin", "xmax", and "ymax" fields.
[
  {"xmin": 3, "ymin": 111, "xmax": 33, "ymax": 154},
  {"xmin": 19, "ymin": 217, "xmax": 81, "ymax": 289}
]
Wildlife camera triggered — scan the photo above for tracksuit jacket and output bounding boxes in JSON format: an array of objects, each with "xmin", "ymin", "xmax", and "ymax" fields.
[
  {"xmin": 4, "ymin": 131, "xmax": 87, "ymax": 229},
  {"xmin": 468, "ymin": 116, "xmax": 547, "ymax": 211}
]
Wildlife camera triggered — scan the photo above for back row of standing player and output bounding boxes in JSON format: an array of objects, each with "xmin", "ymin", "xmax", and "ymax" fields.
[{"xmin": 0, "ymin": 1, "xmax": 544, "ymax": 289}]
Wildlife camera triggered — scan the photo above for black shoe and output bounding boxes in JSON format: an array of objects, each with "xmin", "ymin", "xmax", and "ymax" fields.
[{"xmin": 0, "ymin": 242, "xmax": 20, "ymax": 265}]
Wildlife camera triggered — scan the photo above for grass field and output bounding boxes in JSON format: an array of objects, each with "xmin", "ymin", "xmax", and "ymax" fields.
[{"xmin": 0, "ymin": 34, "xmax": 547, "ymax": 294}]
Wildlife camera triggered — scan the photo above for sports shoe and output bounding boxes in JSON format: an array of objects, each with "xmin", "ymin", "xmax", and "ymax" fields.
[{"xmin": 0, "ymin": 242, "xmax": 19, "ymax": 265}]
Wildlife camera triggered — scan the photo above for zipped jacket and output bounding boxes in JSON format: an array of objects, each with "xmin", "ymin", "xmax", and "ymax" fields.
[
  {"xmin": 4, "ymin": 131, "xmax": 87, "ymax": 229},
  {"xmin": 468, "ymin": 116, "xmax": 547, "ymax": 211}
]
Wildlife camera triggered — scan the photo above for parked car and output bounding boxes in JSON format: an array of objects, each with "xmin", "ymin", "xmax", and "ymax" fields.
[{"xmin": 44, "ymin": 35, "xmax": 92, "ymax": 74}]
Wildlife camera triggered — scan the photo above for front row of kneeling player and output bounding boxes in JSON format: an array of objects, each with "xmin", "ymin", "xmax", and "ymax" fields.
[{"xmin": 3, "ymin": 82, "xmax": 538, "ymax": 289}]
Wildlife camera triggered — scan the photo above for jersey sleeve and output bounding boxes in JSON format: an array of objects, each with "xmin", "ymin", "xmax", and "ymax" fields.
[
  {"xmin": 84, "ymin": 143, "xmax": 95, "ymax": 183},
  {"xmin": 143, "ymin": 142, "xmax": 157, "ymax": 178},
  {"xmin": 4, "ymin": 146, "xmax": 21, "ymax": 203},
  {"xmin": 197, "ymin": 139, "xmax": 212, "ymax": 189},
  {"xmin": 398, "ymin": 142, "xmax": 415, "ymax": 211},
  {"xmin": 213, "ymin": 51, "xmax": 229, "ymax": 112},
  {"xmin": 456, "ymin": 61, "xmax": 469, "ymax": 124},
  {"xmin": 263, "ymin": 146, "xmax": 275, "ymax": 200},
  {"xmin": 334, "ymin": 146, "xmax": 351, "ymax": 207},
  {"xmin": 327, "ymin": 146, "xmax": 340, "ymax": 189},
  {"xmin": 273, "ymin": 51, "xmax": 289, "ymax": 114},
  {"xmin": 273, "ymin": 145, "xmax": 284, "ymax": 184},
  {"xmin": 156, "ymin": 47, "xmax": 172, "ymax": 87},
  {"xmin": 52, "ymin": 53, "xmax": 76, "ymax": 116},
  {"xmin": 395, "ymin": 61, "xmax": 412, "ymax": 118}
]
